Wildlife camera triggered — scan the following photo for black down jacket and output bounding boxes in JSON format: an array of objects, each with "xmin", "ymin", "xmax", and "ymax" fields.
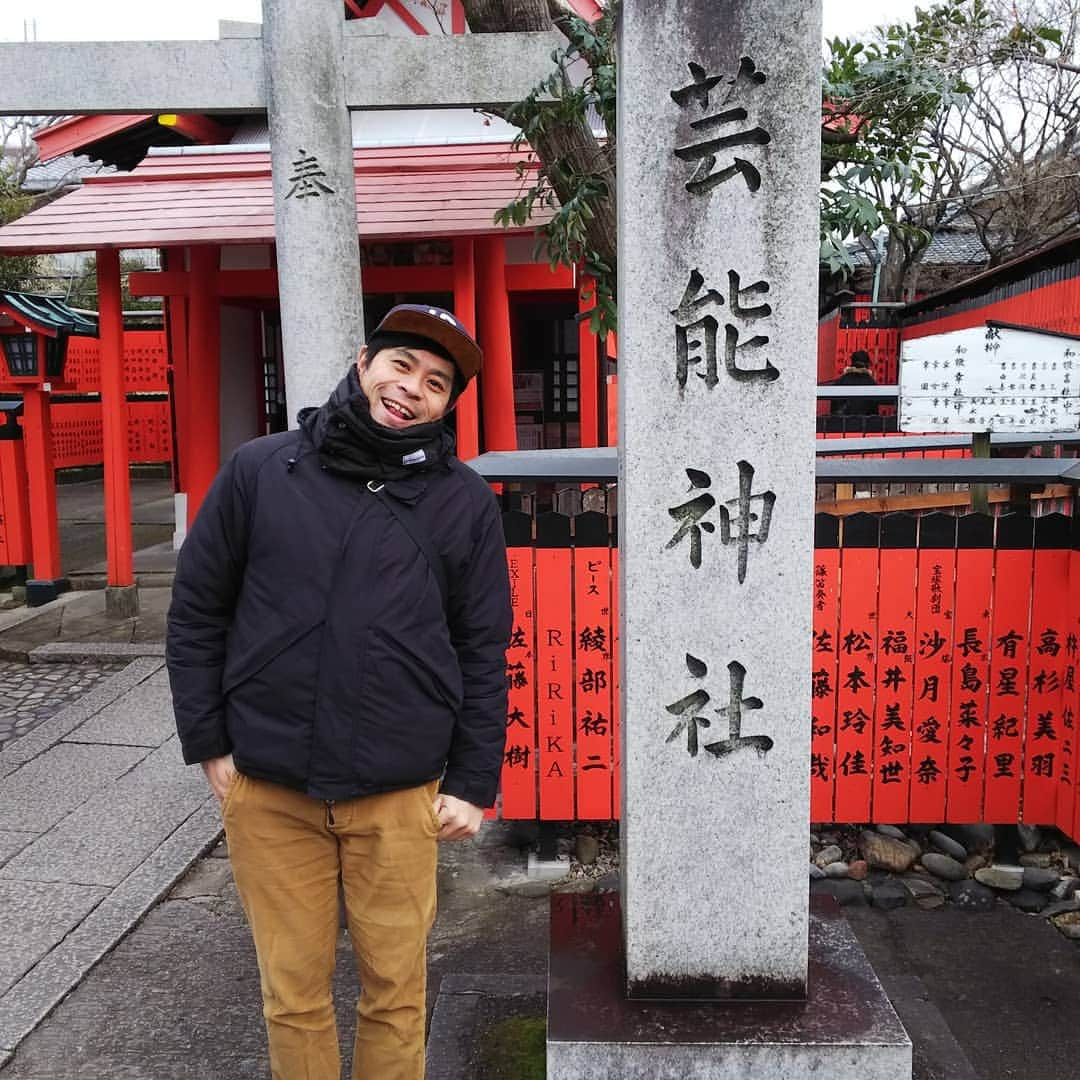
[{"xmin": 166, "ymin": 419, "xmax": 512, "ymax": 807}]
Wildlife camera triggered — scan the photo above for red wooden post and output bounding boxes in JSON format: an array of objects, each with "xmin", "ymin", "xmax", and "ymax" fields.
[
  {"xmin": 535, "ymin": 512, "xmax": 574, "ymax": 818},
  {"xmin": 572, "ymin": 511, "xmax": 613, "ymax": 818},
  {"xmin": 947, "ymin": 515, "xmax": 994, "ymax": 822},
  {"xmin": 810, "ymin": 514, "xmax": 841, "ymax": 823},
  {"xmin": 96, "ymin": 248, "xmax": 135, "ymax": 592},
  {"xmin": 21, "ymin": 387, "xmax": 62, "ymax": 584},
  {"xmin": 985, "ymin": 516, "xmax": 1035, "ymax": 821},
  {"xmin": 578, "ymin": 275, "xmax": 599, "ymax": 448},
  {"xmin": 452, "ymin": 238, "xmax": 480, "ymax": 459},
  {"xmin": 908, "ymin": 514, "xmax": 957, "ymax": 823},
  {"xmin": 474, "ymin": 236, "xmax": 517, "ymax": 452},
  {"xmin": 833, "ymin": 513, "xmax": 880, "ymax": 822},
  {"xmin": 185, "ymin": 246, "xmax": 221, "ymax": 526},
  {"xmin": 501, "ymin": 511, "xmax": 538, "ymax": 819},
  {"xmin": 0, "ymin": 415, "xmax": 31, "ymax": 566}
]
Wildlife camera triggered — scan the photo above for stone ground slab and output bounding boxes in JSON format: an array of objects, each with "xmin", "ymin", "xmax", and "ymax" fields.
[
  {"xmin": 63, "ymin": 668, "xmax": 174, "ymax": 746},
  {"xmin": 0, "ymin": 742, "xmax": 149, "ymax": 832},
  {"xmin": 425, "ymin": 973, "xmax": 546, "ymax": 1080},
  {"xmin": 0, "ymin": 658, "xmax": 165, "ymax": 780},
  {"xmin": 0, "ymin": 832, "xmax": 35, "ymax": 869},
  {"xmin": 0, "ymin": 881, "xmax": 108, "ymax": 998},
  {"xmin": 548, "ymin": 894, "xmax": 910, "ymax": 1079},
  {"xmin": 1, "ymin": 739, "xmax": 208, "ymax": 886},
  {"xmin": 0, "ymin": 659, "xmax": 124, "ymax": 750},
  {"xmin": 0, "ymin": 822, "xmax": 547, "ymax": 1078}
]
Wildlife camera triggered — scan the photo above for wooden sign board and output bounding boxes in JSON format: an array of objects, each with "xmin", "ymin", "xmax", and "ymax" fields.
[{"xmin": 899, "ymin": 324, "xmax": 1080, "ymax": 433}]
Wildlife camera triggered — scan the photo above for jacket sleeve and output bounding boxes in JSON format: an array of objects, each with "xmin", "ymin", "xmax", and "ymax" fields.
[
  {"xmin": 166, "ymin": 452, "xmax": 251, "ymax": 765},
  {"xmin": 440, "ymin": 491, "xmax": 512, "ymax": 808}
]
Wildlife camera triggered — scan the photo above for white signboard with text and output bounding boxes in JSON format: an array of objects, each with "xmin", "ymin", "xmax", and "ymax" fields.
[{"xmin": 899, "ymin": 323, "xmax": 1080, "ymax": 433}]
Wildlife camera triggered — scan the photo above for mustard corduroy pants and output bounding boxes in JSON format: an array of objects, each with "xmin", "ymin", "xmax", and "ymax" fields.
[{"xmin": 223, "ymin": 774, "xmax": 439, "ymax": 1080}]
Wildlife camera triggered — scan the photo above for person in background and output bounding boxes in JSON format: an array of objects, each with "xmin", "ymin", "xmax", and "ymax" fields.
[{"xmin": 830, "ymin": 349, "xmax": 880, "ymax": 417}]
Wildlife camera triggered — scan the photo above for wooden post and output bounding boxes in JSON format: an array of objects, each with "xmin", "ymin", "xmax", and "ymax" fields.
[
  {"xmin": 185, "ymin": 245, "xmax": 221, "ymax": 526},
  {"xmin": 578, "ymin": 274, "xmax": 599, "ymax": 448},
  {"xmin": 971, "ymin": 431, "xmax": 991, "ymax": 515},
  {"xmin": 452, "ymin": 238, "xmax": 480, "ymax": 459},
  {"xmin": 97, "ymin": 247, "xmax": 137, "ymax": 614},
  {"xmin": 475, "ymin": 235, "xmax": 517, "ymax": 452}
]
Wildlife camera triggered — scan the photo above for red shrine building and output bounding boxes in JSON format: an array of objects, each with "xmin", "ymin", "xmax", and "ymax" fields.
[{"xmin": 0, "ymin": 0, "xmax": 611, "ymax": 595}]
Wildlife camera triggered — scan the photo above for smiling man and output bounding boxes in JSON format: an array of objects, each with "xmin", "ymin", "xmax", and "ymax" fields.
[{"xmin": 166, "ymin": 305, "xmax": 511, "ymax": 1080}]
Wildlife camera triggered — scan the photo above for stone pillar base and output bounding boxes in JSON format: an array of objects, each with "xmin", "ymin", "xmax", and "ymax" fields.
[
  {"xmin": 25, "ymin": 578, "xmax": 70, "ymax": 607},
  {"xmin": 547, "ymin": 894, "xmax": 912, "ymax": 1079},
  {"xmin": 105, "ymin": 585, "xmax": 140, "ymax": 618}
]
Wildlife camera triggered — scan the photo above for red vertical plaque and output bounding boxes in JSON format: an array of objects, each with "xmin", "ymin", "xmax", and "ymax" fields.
[
  {"xmin": 573, "ymin": 511, "xmax": 614, "ymax": 819},
  {"xmin": 874, "ymin": 514, "xmax": 918, "ymax": 824},
  {"xmin": 811, "ymin": 514, "xmax": 841, "ymax": 822},
  {"xmin": 1025, "ymin": 516, "xmax": 1071, "ymax": 825},
  {"xmin": 908, "ymin": 514, "xmax": 957, "ymax": 823},
  {"xmin": 833, "ymin": 514, "xmax": 880, "ymax": 823},
  {"xmin": 500, "ymin": 511, "xmax": 537, "ymax": 819},
  {"xmin": 535, "ymin": 512, "xmax": 575, "ymax": 819},
  {"xmin": 611, "ymin": 544, "xmax": 621, "ymax": 819},
  {"xmin": 985, "ymin": 516, "xmax": 1034, "ymax": 822},
  {"xmin": 947, "ymin": 515, "xmax": 994, "ymax": 823}
]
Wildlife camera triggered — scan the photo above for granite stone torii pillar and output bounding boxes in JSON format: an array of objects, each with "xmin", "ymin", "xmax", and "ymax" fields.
[{"xmin": 0, "ymin": 1, "xmax": 559, "ymax": 584}]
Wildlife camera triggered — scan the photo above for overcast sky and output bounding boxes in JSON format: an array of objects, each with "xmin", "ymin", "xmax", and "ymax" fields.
[{"xmin": 0, "ymin": 1, "xmax": 918, "ymax": 43}]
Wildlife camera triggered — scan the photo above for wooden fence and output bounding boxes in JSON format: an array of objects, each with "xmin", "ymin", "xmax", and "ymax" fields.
[{"xmin": 495, "ymin": 508, "xmax": 1080, "ymax": 842}]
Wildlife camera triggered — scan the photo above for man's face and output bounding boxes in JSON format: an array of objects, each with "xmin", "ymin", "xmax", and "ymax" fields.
[{"xmin": 356, "ymin": 344, "xmax": 456, "ymax": 429}]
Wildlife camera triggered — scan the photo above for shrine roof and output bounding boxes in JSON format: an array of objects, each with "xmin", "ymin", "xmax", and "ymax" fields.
[
  {"xmin": 0, "ymin": 291, "xmax": 98, "ymax": 336},
  {"xmin": 0, "ymin": 143, "xmax": 547, "ymax": 254}
]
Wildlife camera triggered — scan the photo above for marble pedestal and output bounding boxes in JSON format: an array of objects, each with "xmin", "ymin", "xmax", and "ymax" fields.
[{"xmin": 546, "ymin": 894, "xmax": 911, "ymax": 1079}]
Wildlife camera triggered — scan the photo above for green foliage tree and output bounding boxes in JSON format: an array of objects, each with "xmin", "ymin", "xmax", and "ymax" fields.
[
  {"xmin": 462, "ymin": 0, "xmax": 1078, "ymax": 323},
  {"xmin": 61, "ymin": 253, "xmax": 162, "ymax": 313}
]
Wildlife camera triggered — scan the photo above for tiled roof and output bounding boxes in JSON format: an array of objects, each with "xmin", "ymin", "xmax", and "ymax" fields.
[{"xmin": 848, "ymin": 227, "xmax": 989, "ymax": 268}]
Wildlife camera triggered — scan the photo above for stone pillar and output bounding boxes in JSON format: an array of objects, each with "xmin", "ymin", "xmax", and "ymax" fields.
[
  {"xmin": 262, "ymin": 0, "xmax": 363, "ymax": 421},
  {"xmin": 548, "ymin": 4, "xmax": 910, "ymax": 1074},
  {"xmin": 619, "ymin": 0, "xmax": 820, "ymax": 998}
]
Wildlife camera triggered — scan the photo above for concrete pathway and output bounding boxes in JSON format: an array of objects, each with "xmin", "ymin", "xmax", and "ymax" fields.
[{"xmin": 0, "ymin": 655, "xmax": 221, "ymax": 1071}]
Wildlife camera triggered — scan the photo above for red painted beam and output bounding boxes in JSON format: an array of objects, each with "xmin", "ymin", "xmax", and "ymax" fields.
[
  {"xmin": 33, "ymin": 114, "xmax": 152, "ymax": 163},
  {"xmin": 157, "ymin": 113, "xmax": 233, "ymax": 145},
  {"xmin": 506, "ymin": 263, "xmax": 575, "ymax": 292}
]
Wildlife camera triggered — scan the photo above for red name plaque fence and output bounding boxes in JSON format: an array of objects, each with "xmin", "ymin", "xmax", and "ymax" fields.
[
  {"xmin": 49, "ymin": 331, "xmax": 171, "ymax": 469},
  {"xmin": 498, "ymin": 508, "xmax": 1080, "ymax": 843}
]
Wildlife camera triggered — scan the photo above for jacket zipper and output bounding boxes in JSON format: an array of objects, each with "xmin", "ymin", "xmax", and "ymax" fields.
[{"xmin": 325, "ymin": 800, "xmax": 335, "ymax": 826}]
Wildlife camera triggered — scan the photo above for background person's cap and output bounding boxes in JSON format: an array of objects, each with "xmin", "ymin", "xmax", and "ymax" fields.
[{"xmin": 372, "ymin": 304, "xmax": 483, "ymax": 383}]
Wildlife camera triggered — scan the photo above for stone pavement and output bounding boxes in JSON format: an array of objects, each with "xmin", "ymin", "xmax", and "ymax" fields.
[
  {"xmin": 0, "ymin": 659, "xmax": 123, "ymax": 750},
  {"xmin": 0, "ymin": 654, "xmax": 221, "ymax": 1072}
]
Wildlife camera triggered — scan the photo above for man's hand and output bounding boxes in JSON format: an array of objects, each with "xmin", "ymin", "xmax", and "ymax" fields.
[
  {"xmin": 201, "ymin": 753, "xmax": 238, "ymax": 803},
  {"xmin": 433, "ymin": 793, "xmax": 484, "ymax": 841}
]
